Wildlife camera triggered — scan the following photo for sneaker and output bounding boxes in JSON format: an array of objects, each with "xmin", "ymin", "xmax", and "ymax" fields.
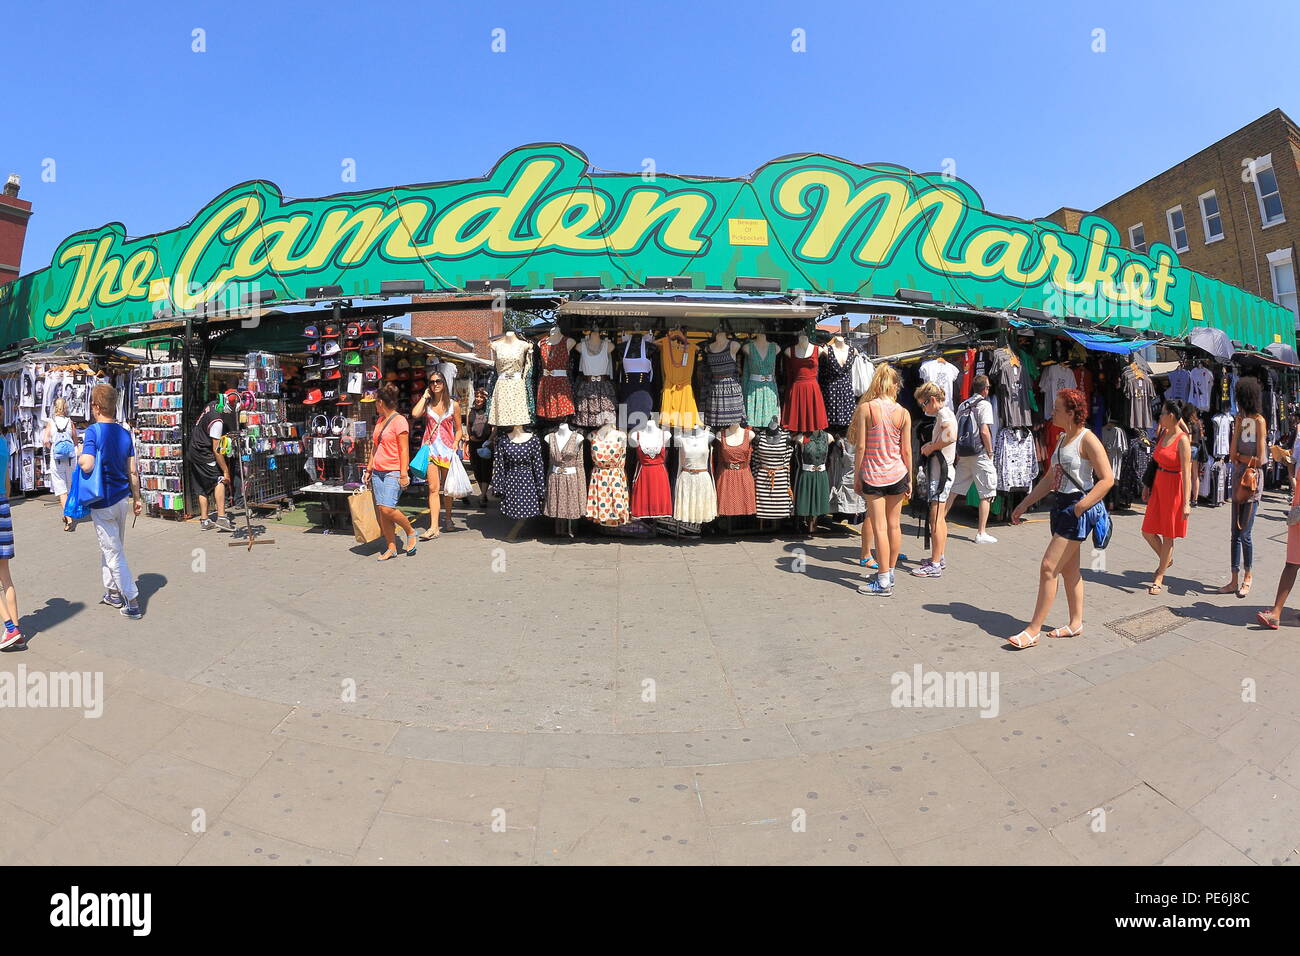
[
  {"xmin": 0, "ymin": 635, "xmax": 27, "ymax": 652},
  {"xmin": 975, "ymin": 532, "xmax": 998, "ymax": 544},
  {"xmin": 857, "ymin": 576, "xmax": 894, "ymax": 596},
  {"xmin": 121, "ymin": 601, "xmax": 143, "ymax": 620},
  {"xmin": 912, "ymin": 561, "xmax": 943, "ymax": 578},
  {"xmin": 215, "ymin": 515, "xmax": 236, "ymax": 532},
  {"xmin": 0, "ymin": 626, "xmax": 22, "ymax": 650},
  {"xmin": 200, "ymin": 518, "xmax": 215, "ymax": 531},
  {"xmin": 101, "ymin": 590, "xmax": 125, "ymax": 609},
  {"xmin": 938, "ymin": 556, "xmax": 947, "ymax": 569}
]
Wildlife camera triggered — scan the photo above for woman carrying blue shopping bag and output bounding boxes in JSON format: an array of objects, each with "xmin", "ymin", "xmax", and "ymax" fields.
[
  {"xmin": 411, "ymin": 371, "xmax": 467, "ymax": 540},
  {"xmin": 1005, "ymin": 388, "xmax": 1115, "ymax": 649}
]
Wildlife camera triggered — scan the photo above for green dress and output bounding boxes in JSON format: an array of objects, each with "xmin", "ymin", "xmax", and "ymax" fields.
[
  {"xmin": 742, "ymin": 341, "xmax": 780, "ymax": 427},
  {"xmin": 795, "ymin": 430, "xmax": 831, "ymax": 516}
]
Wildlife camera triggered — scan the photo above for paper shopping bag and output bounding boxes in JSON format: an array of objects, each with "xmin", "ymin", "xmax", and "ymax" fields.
[{"xmin": 348, "ymin": 487, "xmax": 383, "ymax": 544}]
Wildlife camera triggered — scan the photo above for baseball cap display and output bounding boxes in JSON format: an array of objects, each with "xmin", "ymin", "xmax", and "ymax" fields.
[
  {"xmin": 322, "ymin": 356, "xmax": 340, "ymax": 369},
  {"xmin": 303, "ymin": 325, "xmax": 319, "ymax": 338},
  {"xmin": 321, "ymin": 387, "xmax": 338, "ymax": 401},
  {"xmin": 345, "ymin": 323, "xmax": 361, "ymax": 339},
  {"xmin": 323, "ymin": 367, "xmax": 341, "ymax": 380},
  {"xmin": 322, "ymin": 323, "xmax": 340, "ymax": 338},
  {"xmin": 303, "ymin": 387, "xmax": 324, "ymax": 405},
  {"xmin": 322, "ymin": 341, "xmax": 341, "ymax": 356},
  {"xmin": 364, "ymin": 365, "xmax": 380, "ymax": 382},
  {"xmin": 361, "ymin": 389, "xmax": 377, "ymax": 403},
  {"xmin": 345, "ymin": 352, "xmax": 361, "ymax": 365}
]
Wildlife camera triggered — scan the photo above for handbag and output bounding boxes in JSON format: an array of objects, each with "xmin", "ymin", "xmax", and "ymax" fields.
[
  {"xmin": 1232, "ymin": 456, "xmax": 1258, "ymax": 504},
  {"xmin": 409, "ymin": 443, "xmax": 432, "ymax": 479},
  {"xmin": 64, "ymin": 465, "xmax": 91, "ymax": 520},
  {"xmin": 76, "ymin": 423, "xmax": 107, "ymax": 509},
  {"xmin": 347, "ymin": 487, "xmax": 384, "ymax": 544}
]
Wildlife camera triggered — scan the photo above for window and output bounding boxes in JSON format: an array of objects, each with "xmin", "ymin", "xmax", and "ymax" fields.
[
  {"xmin": 1268, "ymin": 248, "xmax": 1298, "ymax": 325},
  {"xmin": 1250, "ymin": 154, "xmax": 1286, "ymax": 227},
  {"xmin": 1166, "ymin": 205, "xmax": 1189, "ymax": 252},
  {"xmin": 1199, "ymin": 190, "xmax": 1223, "ymax": 242},
  {"xmin": 1128, "ymin": 223, "xmax": 1146, "ymax": 254}
]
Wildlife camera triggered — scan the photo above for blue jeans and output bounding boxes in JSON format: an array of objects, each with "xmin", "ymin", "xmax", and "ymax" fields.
[
  {"xmin": 1230, "ymin": 499, "xmax": 1256, "ymax": 572},
  {"xmin": 371, "ymin": 470, "xmax": 401, "ymax": 508}
]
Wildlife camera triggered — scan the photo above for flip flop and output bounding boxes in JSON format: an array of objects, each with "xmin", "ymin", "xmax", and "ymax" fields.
[
  {"xmin": 1006, "ymin": 630, "xmax": 1039, "ymax": 649},
  {"xmin": 860, "ymin": 558, "xmax": 878, "ymax": 570},
  {"xmin": 1047, "ymin": 625, "xmax": 1083, "ymax": 638},
  {"xmin": 1256, "ymin": 610, "xmax": 1279, "ymax": 630},
  {"xmin": 376, "ymin": 549, "xmax": 398, "ymax": 562},
  {"xmin": 418, "ymin": 529, "xmax": 440, "ymax": 541},
  {"xmin": 1237, "ymin": 581, "xmax": 1252, "ymax": 598},
  {"xmin": 1148, "ymin": 584, "xmax": 1164, "ymax": 595}
]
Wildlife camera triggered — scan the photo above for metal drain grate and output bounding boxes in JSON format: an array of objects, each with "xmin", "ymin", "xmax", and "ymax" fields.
[{"xmin": 1105, "ymin": 606, "xmax": 1183, "ymax": 643}]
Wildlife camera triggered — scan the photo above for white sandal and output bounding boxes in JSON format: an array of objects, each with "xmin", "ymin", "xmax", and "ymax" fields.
[
  {"xmin": 1007, "ymin": 630, "xmax": 1039, "ymax": 649},
  {"xmin": 1047, "ymin": 624, "xmax": 1083, "ymax": 639}
]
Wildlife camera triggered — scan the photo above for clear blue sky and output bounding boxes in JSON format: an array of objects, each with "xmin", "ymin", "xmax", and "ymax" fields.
[{"xmin": 4, "ymin": 0, "xmax": 1298, "ymax": 272}]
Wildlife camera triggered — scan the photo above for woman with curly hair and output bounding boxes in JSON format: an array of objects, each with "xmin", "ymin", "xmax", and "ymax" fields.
[{"xmin": 1005, "ymin": 388, "xmax": 1114, "ymax": 649}]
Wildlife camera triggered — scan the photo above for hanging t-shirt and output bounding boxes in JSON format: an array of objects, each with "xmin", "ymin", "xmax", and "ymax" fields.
[
  {"xmin": 988, "ymin": 348, "xmax": 1033, "ymax": 428},
  {"xmin": 1211, "ymin": 412, "xmax": 1233, "ymax": 458},
  {"xmin": 919, "ymin": 358, "xmax": 960, "ymax": 411},
  {"xmin": 1189, "ymin": 366, "xmax": 1213, "ymax": 411},
  {"xmin": 1039, "ymin": 364, "xmax": 1076, "ymax": 414},
  {"xmin": 1165, "ymin": 367, "xmax": 1192, "ymax": 403},
  {"xmin": 1122, "ymin": 364, "xmax": 1154, "ymax": 431}
]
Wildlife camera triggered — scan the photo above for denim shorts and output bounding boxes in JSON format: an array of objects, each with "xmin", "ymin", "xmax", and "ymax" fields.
[
  {"xmin": 371, "ymin": 470, "xmax": 401, "ymax": 508},
  {"xmin": 1049, "ymin": 492, "xmax": 1089, "ymax": 541}
]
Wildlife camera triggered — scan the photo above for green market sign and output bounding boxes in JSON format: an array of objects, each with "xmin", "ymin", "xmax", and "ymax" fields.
[{"xmin": 0, "ymin": 143, "xmax": 1292, "ymax": 350}]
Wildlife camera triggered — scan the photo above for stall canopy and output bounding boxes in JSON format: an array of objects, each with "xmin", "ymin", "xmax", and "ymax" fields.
[
  {"xmin": 1061, "ymin": 328, "xmax": 1159, "ymax": 355},
  {"xmin": 1, "ymin": 143, "xmax": 1293, "ymax": 354}
]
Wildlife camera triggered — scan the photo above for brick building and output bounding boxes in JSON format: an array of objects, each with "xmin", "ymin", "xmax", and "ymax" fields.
[
  {"xmin": 0, "ymin": 174, "xmax": 33, "ymax": 286},
  {"xmin": 408, "ymin": 295, "xmax": 503, "ymax": 358},
  {"xmin": 1044, "ymin": 108, "xmax": 1300, "ymax": 328}
]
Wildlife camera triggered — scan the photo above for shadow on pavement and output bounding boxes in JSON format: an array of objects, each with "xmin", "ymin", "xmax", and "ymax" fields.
[
  {"xmin": 923, "ymin": 601, "xmax": 1027, "ymax": 640},
  {"xmin": 18, "ymin": 598, "xmax": 86, "ymax": 646},
  {"xmin": 136, "ymin": 573, "xmax": 167, "ymax": 611},
  {"xmin": 1173, "ymin": 600, "xmax": 1267, "ymax": 627}
]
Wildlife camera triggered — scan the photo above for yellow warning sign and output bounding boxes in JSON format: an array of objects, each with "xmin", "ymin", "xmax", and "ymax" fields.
[{"xmin": 728, "ymin": 219, "xmax": 769, "ymax": 246}]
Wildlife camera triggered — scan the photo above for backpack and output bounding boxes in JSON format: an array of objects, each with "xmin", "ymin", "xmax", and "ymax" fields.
[
  {"xmin": 955, "ymin": 398, "xmax": 986, "ymax": 458},
  {"xmin": 51, "ymin": 417, "xmax": 75, "ymax": 460}
]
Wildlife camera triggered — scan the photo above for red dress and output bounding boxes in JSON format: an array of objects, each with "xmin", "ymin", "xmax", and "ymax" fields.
[
  {"xmin": 630, "ymin": 442, "xmax": 672, "ymax": 518},
  {"xmin": 714, "ymin": 430, "xmax": 757, "ymax": 515},
  {"xmin": 536, "ymin": 339, "xmax": 575, "ymax": 419},
  {"xmin": 782, "ymin": 347, "xmax": 829, "ymax": 432},
  {"xmin": 1141, "ymin": 435, "xmax": 1187, "ymax": 539}
]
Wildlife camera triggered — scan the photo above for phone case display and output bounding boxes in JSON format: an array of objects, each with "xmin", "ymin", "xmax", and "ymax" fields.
[
  {"xmin": 136, "ymin": 362, "xmax": 186, "ymax": 511},
  {"xmin": 238, "ymin": 352, "xmax": 303, "ymax": 506}
]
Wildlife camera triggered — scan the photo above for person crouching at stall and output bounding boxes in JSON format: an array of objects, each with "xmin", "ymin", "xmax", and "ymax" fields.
[
  {"xmin": 364, "ymin": 384, "xmax": 418, "ymax": 561},
  {"xmin": 412, "ymin": 372, "xmax": 465, "ymax": 540},
  {"xmin": 1142, "ymin": 399, "xmax": 1193, "ymax": 595},
  {"xmin": 1005, "ymin": 388, "xmax": 1113, "ymax": 649},
  {"xmin": 81, "ymin": 385, "xmax": 144, "ymax": 619},
  {"xmin": 189, "ymin": 390, "xmax": 238, "ymax": 532}
]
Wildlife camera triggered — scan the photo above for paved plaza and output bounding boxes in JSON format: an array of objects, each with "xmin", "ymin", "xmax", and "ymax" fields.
[{"xmin": 1, "ymin": 488, "xmax": 1299, "ymax": 866}]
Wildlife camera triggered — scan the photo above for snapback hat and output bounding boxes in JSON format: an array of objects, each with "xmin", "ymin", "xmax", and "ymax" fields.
[
  {"xmin": 303, "ymin": 387, "xmax": 324, "ymax": 405},
  {"xmin": 303, "ymin": 325, "xmax": 320, "ymax": 338},
  {"xmin": 322, "ymin": 323, "xmax": 340, "ymax": 338},
  {"xmin": 322, "ymin": 341, "xmax": 341, "ymax": 356}
]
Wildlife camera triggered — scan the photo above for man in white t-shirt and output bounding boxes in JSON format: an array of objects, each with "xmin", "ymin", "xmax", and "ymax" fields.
[
  {"xmin": 946, "ymin": 374, "xmax": 998, "ymax": 544},
  {"xmin": 912, "ymin": 382, "xmax": 957, "ymax": 578},
  {"xmin": 919, "ymin": 356, "xmax": 960, "ymax": 410}
]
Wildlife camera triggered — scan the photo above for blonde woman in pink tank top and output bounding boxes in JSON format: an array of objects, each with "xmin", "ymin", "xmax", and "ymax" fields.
[{"xmin": 848, "ymin": 363, "xmax": 912, "ymax": 596}]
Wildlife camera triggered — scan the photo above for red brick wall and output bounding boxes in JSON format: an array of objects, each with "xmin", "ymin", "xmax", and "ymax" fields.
[
  {"xmin": 409, "ymin": 295, "xmax": 502, "ymax": 358},
  {"xmin": 0, "ymin": 189, "xmax": 33, "ymax": 286}
]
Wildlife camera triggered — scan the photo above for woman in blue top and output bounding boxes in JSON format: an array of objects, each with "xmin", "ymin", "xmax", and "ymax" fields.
[
  {"xmin": 0, "ymin": 400, "xmax": 23, "ymax": 650},
  {"xmin": 79, "ymin": 384, "xmax": 144, "ymax": 619}
]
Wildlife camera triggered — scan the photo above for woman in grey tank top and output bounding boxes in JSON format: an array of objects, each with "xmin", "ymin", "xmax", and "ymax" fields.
[{"xmin": 1218, "ymin": 377, "xmax": 1266, "ymax": 598}]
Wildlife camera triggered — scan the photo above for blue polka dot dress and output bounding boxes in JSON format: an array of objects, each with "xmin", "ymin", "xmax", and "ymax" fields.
[{"xmin": 491, "ymin": 433, "xmax": 545, "ymax": 520}]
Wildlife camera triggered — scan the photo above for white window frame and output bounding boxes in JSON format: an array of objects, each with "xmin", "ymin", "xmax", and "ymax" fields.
[
  {"xmin": 1266, "ymin": 247, "xmax": 1298, "ymax": 325},
  {"xmin": 1128, "ymin": 222, "xmax": 1146, "ymax": 254},
  {"xmin": 1198, "ymin": 189, "xmax": 1224, "ymax": 243},
  {"xmin": 1165, "ymin": 205, "xmax": 1189, "ymax": 253},
  {"xmin": 1250, "ymin": 153, "xmax": 1286, "ymax": 228}
]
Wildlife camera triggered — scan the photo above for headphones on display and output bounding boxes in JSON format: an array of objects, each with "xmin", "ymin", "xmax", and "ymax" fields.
[
  {"xmin": 331, "ymin": 414, "xmax": 346, "ymax": 436},
  {"xmin": 340, "ymin": 435, "xmax": 356, "ymax": 455},
  {"xmin": 312, "ymin": 414, "xmax": 329, "ymax": 436},
  {"xmin": 239, "ymin": 390, "xmax": 257, "ymax": 411}
]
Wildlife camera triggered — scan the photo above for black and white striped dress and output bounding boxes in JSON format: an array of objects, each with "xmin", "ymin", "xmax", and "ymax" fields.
[{"xmin": 751, "ymin": 429, "xmax": 794, "ymax": 518}]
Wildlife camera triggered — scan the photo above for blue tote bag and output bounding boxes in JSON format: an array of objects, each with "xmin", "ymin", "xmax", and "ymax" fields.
[
  {"xmin": 64, "ymin": 465, "xmax": 91, "ymax": 519},
  {"xmin": 74, "ymin": 422, "xmax": 108, "ymax": 510}
]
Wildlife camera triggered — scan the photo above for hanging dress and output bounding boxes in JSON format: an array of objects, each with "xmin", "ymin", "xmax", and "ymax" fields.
[
  {"xmin": 701, "ymin": 345, "xmax": 744, "ymax": 427},
  {"xmin": 619, "ymin": 335, "xmax": 657, "ymax": 427},
  {"xmin": 658, "ymin": 335, "xmax": 700, "ymax": 429},
  {"xmin": 742, "ymin": 340, "xmax": 780, "ymax": 428},
  {"xmin": 828, "ymin": 437, "xmax": 865, "ymax": 515},
  {"xmin": 1141, "ymin": 435, "xmax": 1188, "ymax": 539},
  {"xmin": 673, "ymin": 429, "xmax": 718, "ymax": 524},
  {"xmin": 752, "ymin": 428, "xmax": 794, "ymax": 519},
  {"xmin": 818, "ymin": 344, "xmax": 857, "ymax": 428},
  {"xmin": 714, "ymin": 429, "xmax": 757, "ymax": 516},
  {"xmin": 782, "ymin": 346, "xmax": 829, "ymax": 432},
  {"xmin": 491, "ymin": 433, "xmax": 545, "ymax": 519},
  {"xmin": 536, "ymin": 338, "xmax": 576, "ymax": 420},
  {"xmin": 584, "ymin": 430, "xmax": 630, "ymax": 526},
  {"xmin": 629, "ymin": 431, "xmax": 672, "ymax": 519},
  {"xmin": 573, "ymin": 339, "xmax": 617, "ymax": 428},
  {"xmin": 795, "ymin": 430, "xmax": 831, "ymax": 516},
  {"xmin": 488, "ymin": 340, "xmax": 533, "ymax": 427},
  {"xmin": 544, "ymin": 429, "xmax": 586, "ymax": 519}
]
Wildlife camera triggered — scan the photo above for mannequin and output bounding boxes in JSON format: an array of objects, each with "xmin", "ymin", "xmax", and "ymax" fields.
[
  {"xmin": 545, "ymin": 420, "xmax": 584, "ymax": 538},
  {"xmin": 509, "ymin": 424, "xmax": 532, "ymax": 442},
  {"xmin": 753, "ymin": 415, "xmax": 793, "ymax": 529},
  {"xmin": 702, "ymin": 331, "xmax": 744, "ymax": 428},
  {"xmin": 538, "ymin": 325, "xmax": 577, "ymax": 420},
  {"xmin": 491, "ymin": 423, "xmax": 545, "ymax": 525},
  {"xmin": 828, "ymin": 333, "xmax": 850, "ymax": 366},
  {"xmin": 782, "ymin": 333, "xmax": 828, "ymax": 433},
  {"xmin": 788, "ymin": 333, "xmax": 814, "ymax": 360},
  {"xmin": 715, "ymin": 422, "xmax": 756, "ymax": 528},
  {"xmin": 488, "ymin": 330, "xmax": 533, "ymax": 427},
  {"xmin": 709, "ymin": 329, "xmax": 741, "ymax": 359},
  {"xmin": 628, "ymin": 418, "xmax": 671, "ymax": 521},
  {"xmin": 573, "ymin": 330, "xmax": 617, "ymax": 428},
  {"xmin": 585, "ymin": 420, "xmax": 630, "ymax": 527},
  {"xmin": 673, "ymin": 423, "xmax": 718, "ymax": 526}
]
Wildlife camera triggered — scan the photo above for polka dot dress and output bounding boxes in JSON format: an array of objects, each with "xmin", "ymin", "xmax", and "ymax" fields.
[
  {"xmin": 585, "ymin": 431, "xmax": 630, "ymax": 526},
  {"xmin": 491, "ymin": 433, "xmax": 545, "ymax": 520},
  {"xmin": 818, "ymin": 345, "xmax": 858, "ymax": 428}
]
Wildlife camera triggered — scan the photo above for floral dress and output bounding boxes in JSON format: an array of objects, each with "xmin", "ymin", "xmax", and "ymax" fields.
[
  {"xmin": 536, "ymin": 339, "xmax": 575, "ymax": 419},
  {"xmin": 488, "ymin": 340, "xmax": 534, "ymax": 427},
  {"xmin": 584, "ymin": 430, "xmax": 630, "ymax": 526}
]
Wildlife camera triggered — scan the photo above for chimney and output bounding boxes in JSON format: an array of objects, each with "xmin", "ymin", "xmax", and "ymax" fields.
[{"xmin": 0, "ymin": 174, "xmax": 33, "ymax": 286}]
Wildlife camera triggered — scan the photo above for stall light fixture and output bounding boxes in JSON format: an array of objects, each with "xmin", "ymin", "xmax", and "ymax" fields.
[
  {"xmin": 18, "ymin": 337, "xmax": 37, "ymax": 349},
  {"xmin": 380, "ymin": 280, "xmax": 425, "ymax": 295},
  {"xmin": 465, "ymin": 279, "xmax": 511, "ymax": 292},
  {"xmin": 553, "ymin": 277, "xmax": 602, "ymax": 291},
  {"xmin": 1015, "ymin": 307, "xmax": 1051, "ymax": 323},
  {"xmin": 895, "ymin": 288, "xmax": 934, "ymax": 304},
  {"xmin": 705, "ymin": 285, "xmax": 723, "ymax": 291},
  {"xmin": 53, "ymin": 330, "xmax": 71, "ymax": 339},
  {"xmin": 75, "ymin": 322, "xmax": 95, "ymax": 335},
  {"xmin": 645, "ymin": 276, "xmax": 694, "ymax": 290},
  {"xmin": 306, "ymin": 285, "xmax": 343, "ymax": 298},
  {"xmin": 242, "ymin": 289, "xmax": 276, "ymax": 305},
  {"xmin": 736, "ymin": 276, "xmax": 781, "ymax": 293}
]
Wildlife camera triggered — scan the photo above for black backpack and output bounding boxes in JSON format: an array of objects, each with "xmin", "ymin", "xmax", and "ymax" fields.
[{"xmin": 955, "ymin": 398, "xmax": 986, "ymax": 458}]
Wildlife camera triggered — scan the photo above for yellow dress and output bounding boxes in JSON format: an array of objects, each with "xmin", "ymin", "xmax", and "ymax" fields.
[{"xmin": 657, "ymin": 336, "xmax": 700, "ymax": 428}]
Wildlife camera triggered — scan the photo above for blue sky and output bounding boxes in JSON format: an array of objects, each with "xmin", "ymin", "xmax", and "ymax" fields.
[{"xmin": 3, "ymin": 0, "xmax": 1298, "ymax": 272}]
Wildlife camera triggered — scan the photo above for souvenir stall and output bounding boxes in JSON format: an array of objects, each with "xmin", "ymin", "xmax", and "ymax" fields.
[{"xmin": 477, "ymin": 305, "xmax": 874, "ymax": 539}]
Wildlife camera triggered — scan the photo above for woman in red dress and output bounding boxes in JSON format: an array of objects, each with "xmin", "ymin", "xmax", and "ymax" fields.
[{"xmin": 1141, "ymin": 399, "xmax": 1193, "ymax": 595}]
